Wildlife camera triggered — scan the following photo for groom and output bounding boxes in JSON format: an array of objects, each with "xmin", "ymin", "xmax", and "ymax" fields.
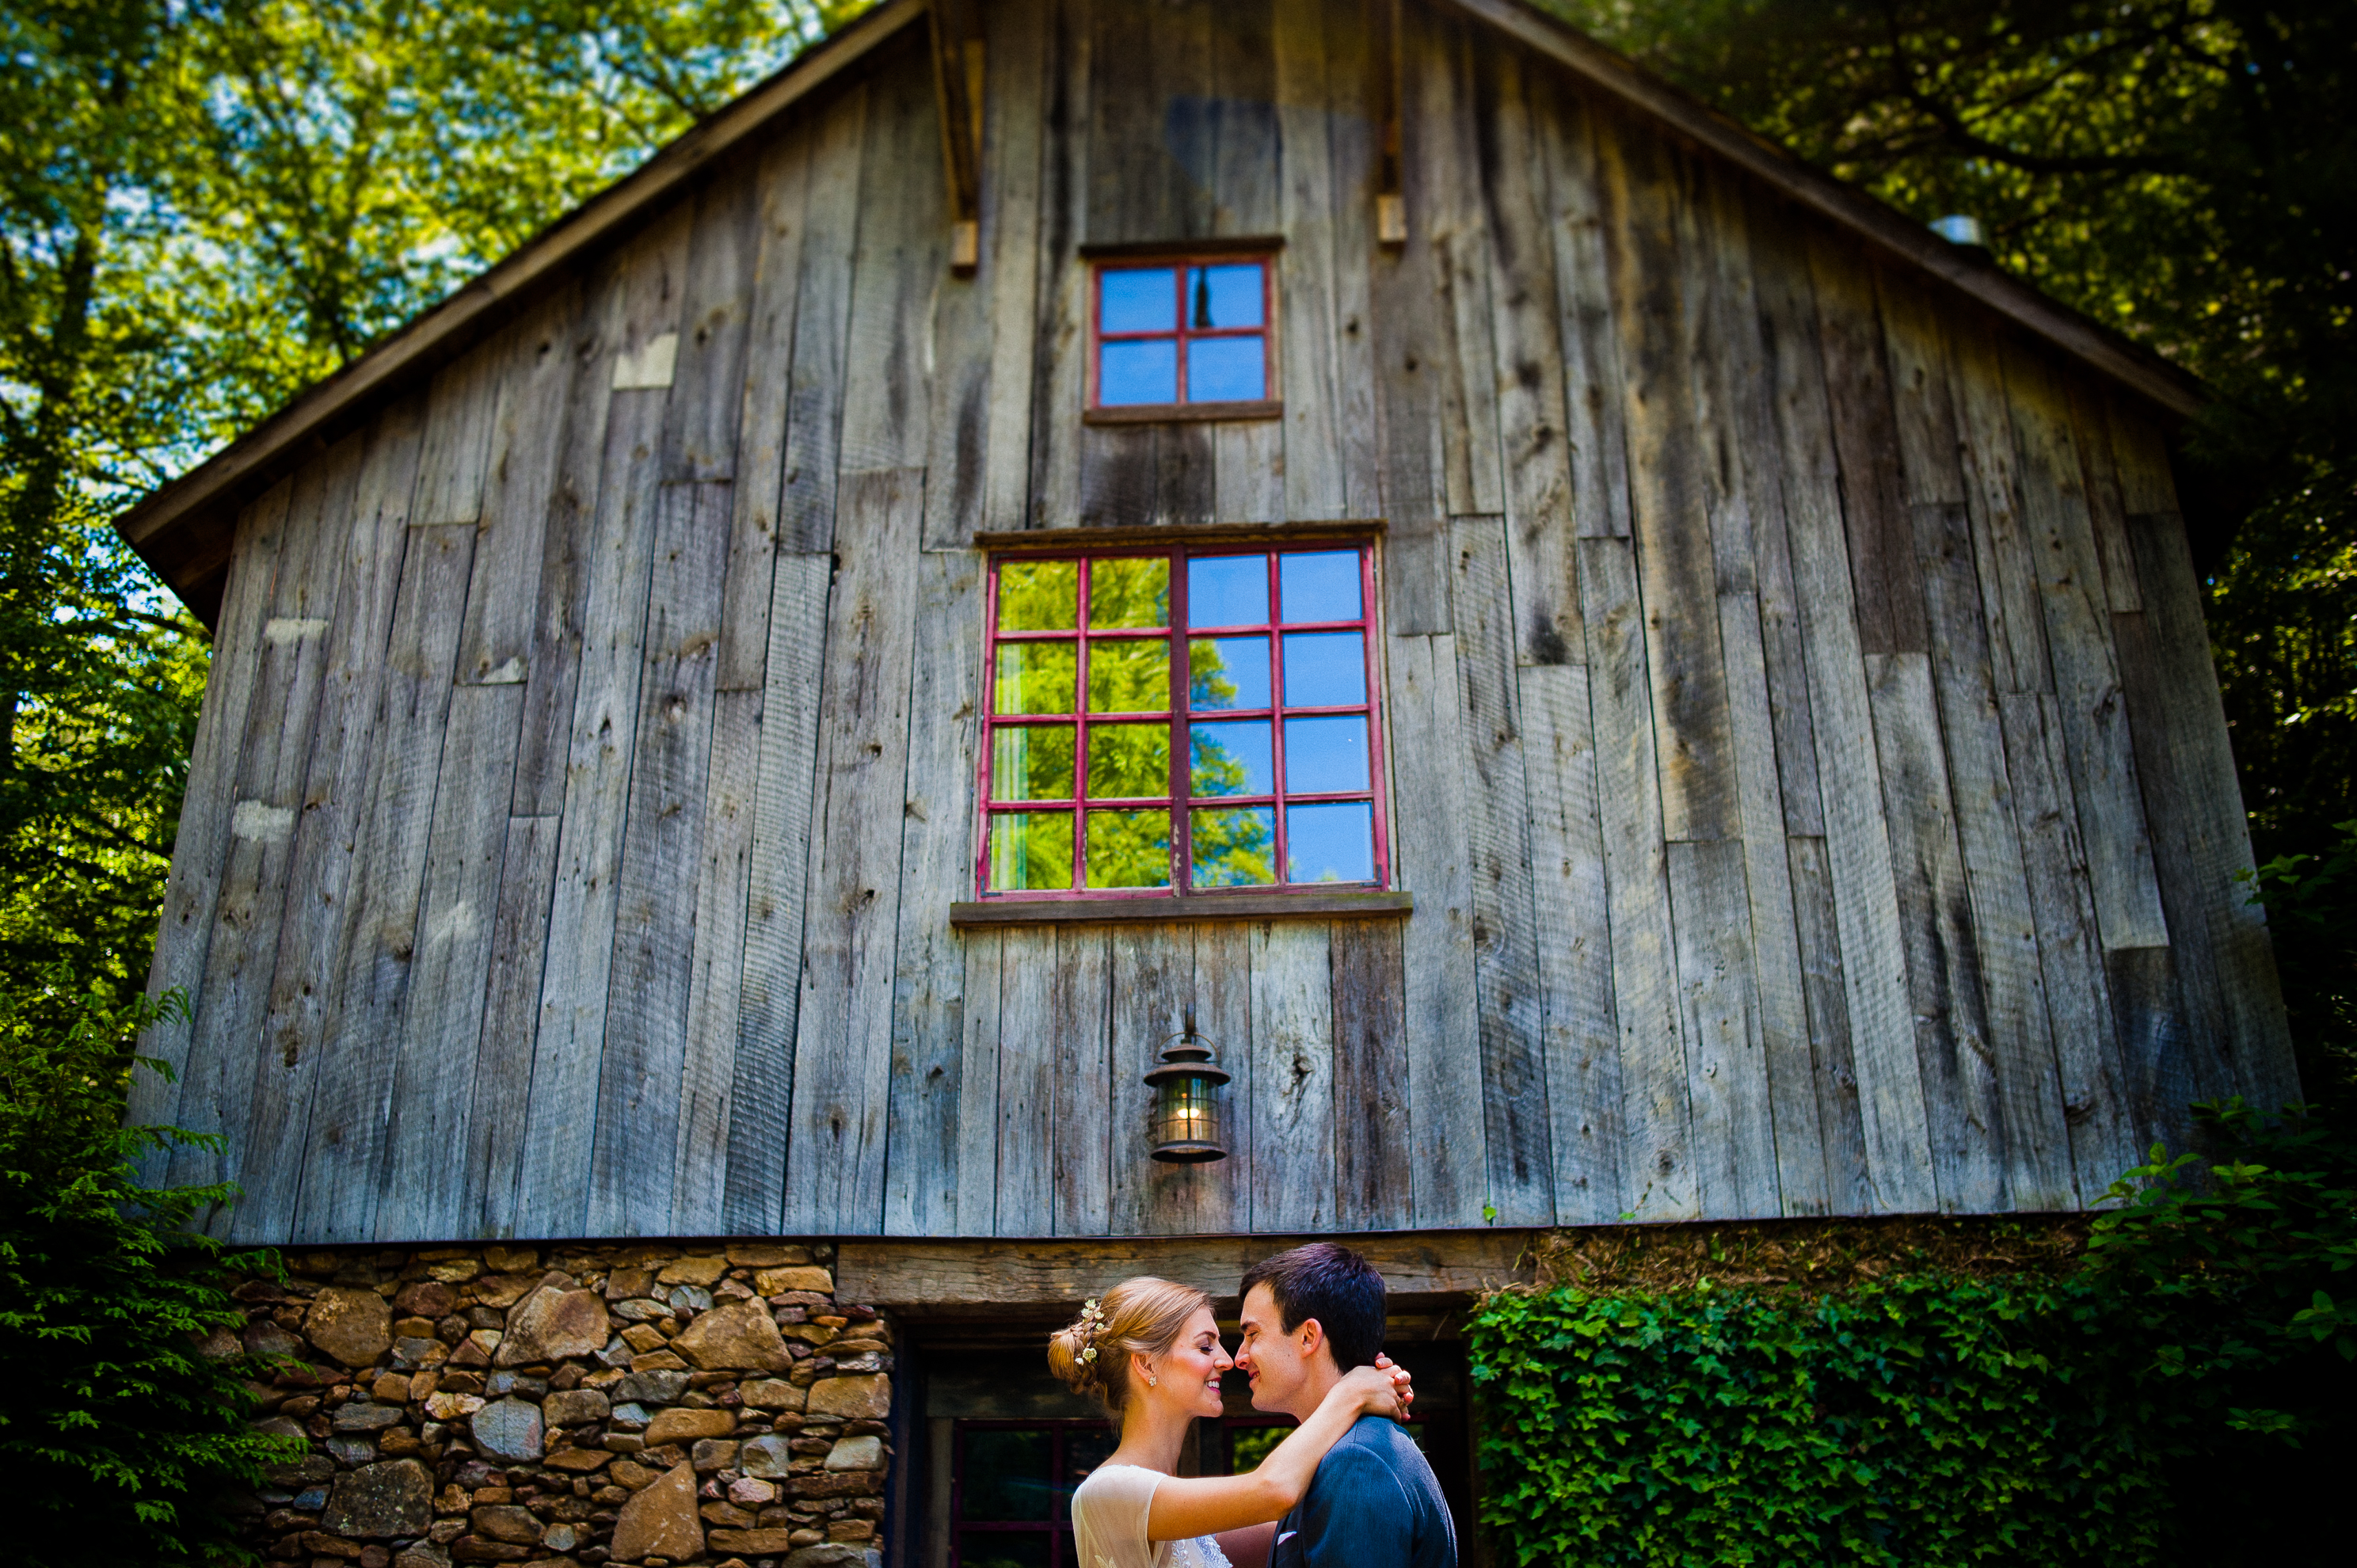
[{"xmin": 1233, "ymin": 1243, "xmax": 1457, "ymax": 1568}]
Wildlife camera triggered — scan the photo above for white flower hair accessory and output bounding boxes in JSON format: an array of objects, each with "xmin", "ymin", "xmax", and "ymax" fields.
[{"xmin": 1076, "ymin": 1297, "xmax": 1106, "ymax": 1365}]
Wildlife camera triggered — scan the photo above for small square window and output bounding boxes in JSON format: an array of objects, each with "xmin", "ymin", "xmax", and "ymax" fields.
[
  {"xmin": 979, "ymin": 542, "xmax": 1387, "ymax": 900},
  {"xmin": 1088, "ymin": 255, "xmax": 1277, "ymax": 417}
]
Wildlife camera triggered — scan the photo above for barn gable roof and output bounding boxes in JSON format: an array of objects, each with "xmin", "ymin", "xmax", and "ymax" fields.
[{"xmin": 118, "ymin": 0, "xmax": 2202, "ymax": 618}]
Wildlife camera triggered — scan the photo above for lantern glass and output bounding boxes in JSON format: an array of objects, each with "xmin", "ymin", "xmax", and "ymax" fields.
[
  {"xmin": 1145, "ymin": 1032, "xmax": 1229, "ymax": 1163},
  {"xmin": 1151, "ymin": 1075, "xmax": 1224, "ymax": 1160}
]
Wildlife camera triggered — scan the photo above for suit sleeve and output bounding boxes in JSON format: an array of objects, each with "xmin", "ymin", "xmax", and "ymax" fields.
[{"xmin": 1293, "ymin": 1443, "xmax": 1416, "ymax": 1568}]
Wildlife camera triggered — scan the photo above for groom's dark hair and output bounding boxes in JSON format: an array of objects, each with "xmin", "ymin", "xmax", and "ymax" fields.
[{"xmin": 1239, "ymin": 1243, "xmax": 1386, "ymax": 1370}]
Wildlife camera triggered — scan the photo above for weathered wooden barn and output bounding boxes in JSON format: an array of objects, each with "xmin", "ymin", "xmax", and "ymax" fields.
[{"xmin": 116, "ymin": 0, "xmax": 2296, "ymax": 1562}]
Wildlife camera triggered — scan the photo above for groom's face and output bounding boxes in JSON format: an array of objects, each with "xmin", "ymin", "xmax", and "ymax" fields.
[{"xmin": 1235, "ymin": 1281, "xmax": 1326, "ymax": 1417}]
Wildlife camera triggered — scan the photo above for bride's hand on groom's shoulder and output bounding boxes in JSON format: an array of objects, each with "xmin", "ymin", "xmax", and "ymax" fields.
[
  {"xmin": 1376, "ymin": 1351, "xmax": 1416, "ymax": 1419},
  {"xmin": 1343, "ymin": 1355, "xmax": 1414, "ymax": 1422}
]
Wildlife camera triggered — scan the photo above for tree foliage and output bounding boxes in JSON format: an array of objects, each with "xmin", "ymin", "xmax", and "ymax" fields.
[
  {"xmin": 0, "ymin": 978, "xmax": 300, "ymax": 1566},
  {"xmin": 0, "ymin": 0, "xmax": 862, "ymax": 1010}
]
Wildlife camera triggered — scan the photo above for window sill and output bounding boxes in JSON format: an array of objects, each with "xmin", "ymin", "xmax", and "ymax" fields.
[
  {"xmin": 949, "ymin": 890, "xmax": 1412, "ymax": 928},
  {"xmin": 1083, "ymin": 400, "xmax": 1282, "ymax": 427}
]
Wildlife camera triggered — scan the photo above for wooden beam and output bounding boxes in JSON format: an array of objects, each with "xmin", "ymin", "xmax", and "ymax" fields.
[
  {"xmin": 950, "ymin": 890, "xmax": 1414, "ymax": 927},
  {"xmin": 971, "ymin": 518, "xmax": 1385, "ymax": 550},
  {"xmin": 1444, "ymin": 0, "xmax": 2204, "ymax": 420},
  {"xmin": 929, "ymin": 0, "xmax": 986, "ymax": 271},
  {"xmin": 834, "ymin": 1228, "xmax": 1539, "ymax": 1307}
]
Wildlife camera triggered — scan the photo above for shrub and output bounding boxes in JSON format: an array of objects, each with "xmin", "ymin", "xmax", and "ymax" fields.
[
  {"xmin": 0, "ymin": 977, "xmax": 299, "ymax": 1567},
  {"xmin": 1470, "ymin": 1103, "xmax": 2357, "ymax": 1566}
]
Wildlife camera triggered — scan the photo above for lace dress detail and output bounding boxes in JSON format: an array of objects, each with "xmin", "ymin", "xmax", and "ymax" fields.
[{"xmin": 1070, "ymin": 1463, "xmax": 1234, "ymax": 1568}]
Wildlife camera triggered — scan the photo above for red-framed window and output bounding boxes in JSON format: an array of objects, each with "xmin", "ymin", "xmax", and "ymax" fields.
[
  {"xmin": 979, "ymin": 542, "xmax": 1386, "ymax": 898},
  {"xmin": 1089, "ymin": 256, "xmax": 1274, "ymax": 409}
]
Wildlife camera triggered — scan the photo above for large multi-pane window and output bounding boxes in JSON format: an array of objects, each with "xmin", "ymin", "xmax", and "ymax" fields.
[{"xmin": 980, "ymin": 543, "xmax": 1386, "ymax": 898}]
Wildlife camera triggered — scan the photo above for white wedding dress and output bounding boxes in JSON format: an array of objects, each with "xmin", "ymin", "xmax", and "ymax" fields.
[{"xmin": 1070, "ymin": 1463, "xmax": 1236, "ymax": 1568}]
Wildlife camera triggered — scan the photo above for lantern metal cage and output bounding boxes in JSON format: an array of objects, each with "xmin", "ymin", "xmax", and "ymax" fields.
[{"xmin": 1144, "ymin": 1010, "xmax": 1231, "ymax": 1163}]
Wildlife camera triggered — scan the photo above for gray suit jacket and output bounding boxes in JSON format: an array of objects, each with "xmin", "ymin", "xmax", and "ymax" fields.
[{"xmin": 1269, "ymin": 1415, "xmax": 1456, "ymax": 1568}]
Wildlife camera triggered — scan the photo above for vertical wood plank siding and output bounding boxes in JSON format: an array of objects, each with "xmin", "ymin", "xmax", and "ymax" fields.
[{"xmin": 148, "ymin": 3, "xmax": 2290, "ymax": 1246}]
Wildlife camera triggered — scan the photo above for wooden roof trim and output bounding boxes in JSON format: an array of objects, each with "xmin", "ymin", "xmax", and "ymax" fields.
[
  {"xmin": 113, "ymin": 0, "xmax": 929, "ymax": 560},
  {"xmin": 1447, "ymin": 0, "xmax": 2204, "ymax": 420}
]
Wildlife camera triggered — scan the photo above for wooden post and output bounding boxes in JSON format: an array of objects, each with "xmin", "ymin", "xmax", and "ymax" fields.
[
  {"xmin": 931, "ymin": 0, "xmax": 986, "ymax": 272},
  {"xmin": 1376, "ymin": 0, "xmax": 1408, "ymax": 246}
]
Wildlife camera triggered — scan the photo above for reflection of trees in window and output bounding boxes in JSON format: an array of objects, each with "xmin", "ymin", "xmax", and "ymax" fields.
[
  {"xmin": 1189, "ymin": 638, "xmax": 1236, "ymax": 707},
  {"xmin": 1191, "ymin": 805, "xmax": 1274, "ymax": 888}
]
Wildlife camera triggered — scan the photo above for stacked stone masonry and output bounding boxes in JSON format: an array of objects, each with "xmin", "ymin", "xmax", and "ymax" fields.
[{"xmin": 218, "ymin": 1241, "xmax": 891, "ymax": 1568}]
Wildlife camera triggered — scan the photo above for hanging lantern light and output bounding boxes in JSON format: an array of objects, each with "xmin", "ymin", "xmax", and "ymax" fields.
[{"xmin": 1145, "ymin": 1008, "xmax": 1230, "ymax": 1163}]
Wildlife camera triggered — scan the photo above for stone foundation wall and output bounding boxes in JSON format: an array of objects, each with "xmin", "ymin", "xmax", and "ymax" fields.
[{"xmin": 221, "ymin": 1240, "xmax": 893, "ymax": 1568}]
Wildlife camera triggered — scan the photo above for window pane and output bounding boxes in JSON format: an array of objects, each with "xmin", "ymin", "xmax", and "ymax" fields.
[
  {"xmin": 964, "ymin": 1430, "xmax": 1055, "ymax": 1522},
  {"xmin": 1283, "ymin": 715, "xmax": 1369, "ymax": 794},
  {"xmin": 1100, "ymin": 267, "xmax": 1177, "ymax": 333},
  {"xmin": 1099, "ymin": 338, "xmax": 1178, "ymax": 405},
  {"xmin": 1187, "ymin": 554, "xmax": 1268, "ymax": 628},
  {"xmin": 998, "ymin": 559, "xmax": 1078, "ymax": 630},
  {"xmin": 1278, "ymin": 550, "xmax": 1362, "ymax": 623},
  {"xmin": 1286, "ymin": 801, "xmax": 1376, "ymax": 883},
  {"xmin": 959, "ymin": 1533, "xmax": 1053, "ymax": 1568},
  {"xmin": 1190, "ymin": 264, "xmax": 1265, "ymax": 329},
  {"xmin": 1088, "ymin": 557, "xmax": 1169, "ymax": 629},
  {"xmin": 1086, "ymin": 809, "xmax": 1171, "ymax": 889},
  {"xmin": 1190, "ymin": 806, "xmax": 1277, "ymax": 888},
  {"xmin": 995, "ymin": 641, "xmax": 1076, "ymax": 715},
  {"xmin": 1190, "ymin": 721, "xmax": 1273, "ymax": 797},
  {"xmin": 1085, "ymin": 637, "xmax": 1171, "ymax": 714},
  {"xmin": 1190, "ymin": 637, "xmax": 1271, "ymax": 710},
  {"xmin": 992, "ymin": 726, "xmax": 1075, "ymax": 801},
  {"xmin": 987, "ymin": 813, "xmax": 1073, "ymax": 892},
  {"xmin": 1186, "ymin": 336, "xmax": 1266, "ymax": 402},
  {"xmin": 1085, "ymin": 722, "xmax": 1171, "ymax": 799},
  {"xmin": 1281, "ymin": 631, "xmax": 1366, "ymax": 706}
]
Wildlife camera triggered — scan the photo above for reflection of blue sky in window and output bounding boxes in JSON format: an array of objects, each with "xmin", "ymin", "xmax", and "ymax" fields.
[
  {"xmin": 1187, "ymin": 555, "xmax": 1267, "ymax": 626},
  {"xmin": 1281, "ymin": 632, "xmax": 1365, "ymax": 706},
  {"xmin": 1186, "ymin": 336, "xmax": 1263, "ymax": 401},
  {"xmin": 1284, "ymin": 716, "xmax": 1368, "ymax": 794},
  {"xmin": 1100, "ymin": 267, "xmax": 1176, "ymax": 332},
  {"xmin": 1191, "ymin": 721, "xmax": 1273, "ymax": 796},
  {"xmin": 1099, "ymin": 338, "xmax": 1176, "ymax": 405},
  {"xmin": 1190, "ymin": 265, "xmax": 1263, "ymax": 327},
  {"xmin": 1287, "ymin": 801, "xmax": 1375, "ymax": 884},
  {"xmin": 1280, "ymin": 550, "xmax": 1361, "ymax": 622},
  {"xmin": 1190, "ymin": 637, "xmax": 1270, "ymax": 710}
]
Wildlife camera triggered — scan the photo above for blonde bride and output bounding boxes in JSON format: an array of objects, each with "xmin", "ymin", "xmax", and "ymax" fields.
[{"xmin": 1045, "ymin": 1277, "xmax": 1412, "ymax": 1568}]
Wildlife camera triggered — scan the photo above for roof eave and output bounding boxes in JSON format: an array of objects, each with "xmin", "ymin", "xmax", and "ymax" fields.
[{"xmin": 1448, "ymin": 0, "xmax": 2206, "ymax": 422}]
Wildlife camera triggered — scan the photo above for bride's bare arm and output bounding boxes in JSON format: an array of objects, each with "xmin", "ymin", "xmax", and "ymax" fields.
[{"xmin": 1142, "ymin": 1361, "xmax": 1410, "ymax": 1542}]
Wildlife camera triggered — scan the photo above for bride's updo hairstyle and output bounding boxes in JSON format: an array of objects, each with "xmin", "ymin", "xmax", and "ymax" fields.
[{"xmin": 1047, "ymin": 1277, "xmax": 1213, "ymax": 1415}]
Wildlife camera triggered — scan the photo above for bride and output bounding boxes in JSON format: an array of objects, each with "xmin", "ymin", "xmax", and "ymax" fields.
[{"xmin": 1046, "ymin": 1276, "xmax": 1414, "ymax": 1568}]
